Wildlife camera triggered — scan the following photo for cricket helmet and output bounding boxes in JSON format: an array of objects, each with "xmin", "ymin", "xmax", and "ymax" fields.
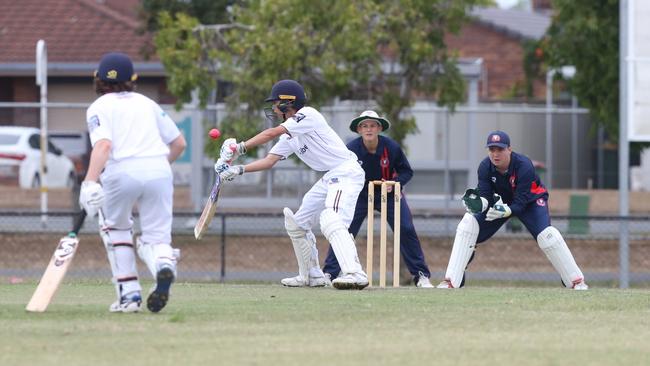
[
  {"xmin": 95, "ymin": 52, "xmax": 138, "ymax": 82},
  {"xmin": 264, "ymin": 79, "xmax": 306, "ymax": 112}
]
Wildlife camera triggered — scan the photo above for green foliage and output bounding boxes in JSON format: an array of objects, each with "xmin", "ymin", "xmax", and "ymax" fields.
[
  {"xmin": 140, "ymin": 0, "xmax": 232, "ymax": 32},
  {"xmin": 153, "ymin": 0, "xmax": 489, "ymax": 145},
  {"xmin": 544, "ymin": 0, "xmax": 620, "ymax": 140},
  {"xmin": 154, "ymin": 12, "xmax": 215, "ymax": 108}
]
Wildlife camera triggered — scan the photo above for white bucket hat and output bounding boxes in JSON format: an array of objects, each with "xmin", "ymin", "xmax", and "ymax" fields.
[{"xmin": 349, "ymin": 110, "xmax": 391, "ymax": 132}]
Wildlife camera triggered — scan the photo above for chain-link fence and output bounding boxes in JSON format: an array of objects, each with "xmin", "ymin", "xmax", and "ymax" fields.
[{"xmin": 2, "ymin": 211, "xmax": 649, "ymax": 287}]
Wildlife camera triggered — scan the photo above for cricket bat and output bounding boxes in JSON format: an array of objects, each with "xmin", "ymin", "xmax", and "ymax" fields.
[
  {"xmin": 194, "ymin": 174, "xmax": 225, "ymax": 240},
  {"xmin": 26, "ymin": 210, "xmax": 87, "ymax": 312},
  {"xmin": 194, "ymin": 144, "xmax": 237, "ymax": 240}
]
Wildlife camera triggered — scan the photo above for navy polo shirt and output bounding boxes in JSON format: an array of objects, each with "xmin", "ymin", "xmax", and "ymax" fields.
[
  {"xmin": 347, "ymin": 135, "xmax": 413, "ymax": 194},
  {"xmin": 476, "ymin": 151, "xmax": 548, "ymax": 216}
]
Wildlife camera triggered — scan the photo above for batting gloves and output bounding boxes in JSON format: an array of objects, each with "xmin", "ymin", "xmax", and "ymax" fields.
[
  {"xmin": 219, "ymin": 165, "xmax": 245, "ymax": 181},
  {"xmin": 79, "ymin": 181, "xmax": 104, "ymax": 216},
  {"xmin": 220, "ymin": 138, "xmax": 247, "ymax": 163}
]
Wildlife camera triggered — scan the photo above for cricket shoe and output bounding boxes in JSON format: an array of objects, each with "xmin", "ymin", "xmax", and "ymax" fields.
[
  {"xmin": 281, "ymin": 275, "xmax": 331, "ymax": 287},
  {"xmin": 110, "ymin": 292, "xmax": 142, "ymax": 313},
  {"xmin": 147, "ymin": 267, "xmax": 175, "ymax": 313},
  {"xmin": 436, "ymin": 279, "xmax": 455, "ymax": 289},
  {"xmin": 572, "ymin": 280, "xmax": 589, "ymax": 290},
  {"xmin": 416, "ymin": 272, "xmax": 434, "ymax": 288},
  {"xmin": 332, "ymin": 272, "xmax": 369, "ymax": 290}
]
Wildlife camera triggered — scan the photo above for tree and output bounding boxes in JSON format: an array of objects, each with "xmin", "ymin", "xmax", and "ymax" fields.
[
  {"xmin": 153, "ymin": 0, "xmax": 489, "ymax": 148},
  {"xmin": 543, "ymin": 0, "xmax": 619, "ymax": 140},
  {"xmin": 139, "ymin": 0, "xmax": 232, "ymax": 32}
]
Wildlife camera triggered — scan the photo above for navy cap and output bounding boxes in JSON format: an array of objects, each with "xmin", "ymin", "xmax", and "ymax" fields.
[
  {"xmin": 95, "ymin": 52, "xmax": 137, "ymax": 82},
  {"xmin": 486, "ymin": 130, "xmax": 510, "ymax": 148}
]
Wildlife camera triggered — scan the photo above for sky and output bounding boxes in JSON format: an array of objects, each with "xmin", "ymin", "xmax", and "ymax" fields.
[{"xmin": 495, "ymin": 0, "xmax": 521, "ymax": 8}]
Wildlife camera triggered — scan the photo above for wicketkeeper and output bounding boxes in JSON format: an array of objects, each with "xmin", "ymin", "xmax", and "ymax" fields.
[
  {"xmin": 437, "ymin": 130, "xmax": 588, "ymax": 290},
  {"xmin": 216, "ymin": 79, "xmax": 369, "ymax": 290}
]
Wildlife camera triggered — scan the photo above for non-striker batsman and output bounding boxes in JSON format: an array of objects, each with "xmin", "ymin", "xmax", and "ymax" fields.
[{"xmin": 80, "ymin": 52, "xmax": 186, "ymax": 312}]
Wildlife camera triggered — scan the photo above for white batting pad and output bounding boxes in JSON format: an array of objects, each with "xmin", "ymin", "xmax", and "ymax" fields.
[
  {"xmin": 444, "ymin": 213, "xmax": 479, "ymax": 288},
  {"xmin": 536, "ymin": 226, "xmax": 585, "ymax": 288},
  {"xmin": 136, "ymin": 237, "xmax": 178, "ymax": 278},
  {"xmin": 320, "ymin": 208, "xmax": 364, "ymax": 275},
  {"xmin": 284, "ymin": 207, "xmax": 313, "ymax": 282}
]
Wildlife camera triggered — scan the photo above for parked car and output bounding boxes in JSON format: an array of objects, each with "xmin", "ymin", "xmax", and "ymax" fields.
[
  {"xmin": 49, "ymin": 130, "xmax": 91, "ymax": 184},
  {"xmin": 0, "ymin": 126, "xmax": 76, "ymax": 188}
]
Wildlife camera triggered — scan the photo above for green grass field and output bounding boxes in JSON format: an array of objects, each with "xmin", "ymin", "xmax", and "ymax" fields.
[{"xmin": 1, "ymin": 282, "xmax": 649, "ymax": 366}]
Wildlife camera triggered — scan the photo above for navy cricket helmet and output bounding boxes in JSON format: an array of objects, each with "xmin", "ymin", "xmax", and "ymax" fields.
[
  {"xmin": 95, "ymin": 52, "xmax": 138, "ymax": 82},
  {"xmin": 264, "ymin": 80, "xmax": 306, "ymax": 110}
]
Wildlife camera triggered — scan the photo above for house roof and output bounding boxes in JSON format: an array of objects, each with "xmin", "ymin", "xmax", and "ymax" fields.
[
  {"xmin": 470, "ymin": 7, "xmax": 551, "ymax": 40},
  {"xmin": 0, "ymin": 0, "xmax": 164, "ymax": 76}
]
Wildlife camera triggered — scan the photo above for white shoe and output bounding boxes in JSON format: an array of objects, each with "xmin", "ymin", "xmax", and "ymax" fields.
[
  {"xmin": 332, "ymin": 272, "xmax": 369, "ymax": 290},
  {"xmin": 416, "ymin": 275, "xmax": 434, "ymax": 288},
  {"xmin": 573, "ymin": 280, "xmax": 589, "ymax": 290},
  {"xmin": 436, "ymin": 279, "xmax": 455, "ymax": 289},
  {"xmin": 280, "ymin": 275, "xmax": 331, "ymax": 287},
  {"xmin": 109, "ymin": 292, "xmax": 142, "ymax": 313}
]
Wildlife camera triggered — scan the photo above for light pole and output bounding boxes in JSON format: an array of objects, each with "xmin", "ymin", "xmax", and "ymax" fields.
[{"xmin": 545, "ymin": 65, "xmax": 575, "ymax": 189}]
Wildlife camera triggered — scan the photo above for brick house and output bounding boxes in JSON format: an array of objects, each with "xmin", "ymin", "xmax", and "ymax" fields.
[
  {"xmin": 0, "ymin": 1, "xmax": 552, "ymax": 130},
  {"xmin": 0, "ymin": 0, "xmax": 167, "ymax": 130},
  {"xmin": 447, "ymin": 6, "xmax": 551, "ymax": 100}
]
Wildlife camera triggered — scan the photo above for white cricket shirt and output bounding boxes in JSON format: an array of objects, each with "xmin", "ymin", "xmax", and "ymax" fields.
[
  {"xmin": 86, "ymin": 92, "xmax": 180, "ymax": 164},
  {"xmin": 270, "ymin": 107, "xmax": 357, "ymax": 171}
]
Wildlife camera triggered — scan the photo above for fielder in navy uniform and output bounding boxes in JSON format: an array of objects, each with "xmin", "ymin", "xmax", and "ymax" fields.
[
  {"xmin": 437, "ymin": 130, "xmax": 588, "ymax": 290},
  {"xmin": 322, "ymin": 110, "xmax": 433, "ymax": 287}
]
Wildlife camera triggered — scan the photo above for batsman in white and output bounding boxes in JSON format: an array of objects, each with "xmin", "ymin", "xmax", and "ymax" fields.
[
  {"xmin": 437, "ymin": 130, "xmax": 588, "ymax": 290},
  {"xmin": 216, "ymin": 79, "xmax": 369, "ymax": 290},
  {"xmin": 79, "ymin": 52, "xmax": 186, "ymax": 312}
]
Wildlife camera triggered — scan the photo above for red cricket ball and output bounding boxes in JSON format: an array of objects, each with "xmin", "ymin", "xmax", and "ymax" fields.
[{"xmin": 208, "ymin": 128, "xmax": 221, "ymax": 140}]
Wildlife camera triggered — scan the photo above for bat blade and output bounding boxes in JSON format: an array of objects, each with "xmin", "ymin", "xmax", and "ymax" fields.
[
  {"xmin": 26, "ymin": 210, "xmax": 86, "ymax": 313},
  {"xmin": 194, "ymin": 175, "xmax": 224, "ymax": 240},
  {"xmin": 25, "ymin": 234, "xmax": 80, "ymax": 312}
]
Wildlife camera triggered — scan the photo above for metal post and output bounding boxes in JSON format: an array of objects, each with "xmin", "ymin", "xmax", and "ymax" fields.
[
  {"xmin": 36, "ymin": 40, "xmax": 48, "ymax": 225},
  {"xmin": 571, "ymin": 96, "xmax": 578, "ymax": 188},
  {"xmin": 618, "ymin": 0, "xmax": 630, "ymax": 288},
  {"xmin": 466, "ymin": 78, "xmax": 479, "ymax": 188},
  {"xmin": 220, "ymin": 214, "xmax": 226, "ymax": 283},
  {"xmin": 190, "ymin": 91, "xmax": 204, "ymax": 212},
  {"xmin": 545, "ymin": 69, "xmax": 555, "ymax": 189}
]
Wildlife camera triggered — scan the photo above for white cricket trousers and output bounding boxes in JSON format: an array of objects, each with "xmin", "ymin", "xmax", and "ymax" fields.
[
  {"xmin": 293, "ymin": 158, "xmax": 365, "ymax": 230},
  {"xmin": 101, "ymin": 156, "xmax": 174, "ymax": 244}
]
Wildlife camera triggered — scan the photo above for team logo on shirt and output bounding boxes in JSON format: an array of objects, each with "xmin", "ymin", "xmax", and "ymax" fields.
[
  {"xmin": 536, "ymin": 198, "xmax": 546, "ymax": 206},
  {"xmin": 509, "ymin": 175, "xmax": 516, "ymax": 188},
  {"xmin": 298, "ymin": 144, "xmax": 309, "ymax": 154},
  {"xmin": 491, "ymin": 176, "xmax": 496, "ymax": 183},
  {"xmin": 329, "ymin": 178, "xmax": 339, "ymax": 184},
  {"xmin": 294, "ymin": 113, "xmax": 306, "ymax": 122},
  {"xmin": 87, "ymin": 115, "xmax": 100, "ymax": 132}
]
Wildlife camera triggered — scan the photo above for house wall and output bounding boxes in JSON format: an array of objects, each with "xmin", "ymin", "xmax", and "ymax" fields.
[
  {"xmin": 446, "ymin": 22, "xmax": 544, "ymax": 100},
  {"xmin": 0, "ymin": 76, "xmax": 165, "ymax": 131}
]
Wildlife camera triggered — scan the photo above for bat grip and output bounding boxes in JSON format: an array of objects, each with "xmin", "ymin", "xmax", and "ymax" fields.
[{"xmin": 70, "ymin": 209, "xmax": 87, "ymax": 236}]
